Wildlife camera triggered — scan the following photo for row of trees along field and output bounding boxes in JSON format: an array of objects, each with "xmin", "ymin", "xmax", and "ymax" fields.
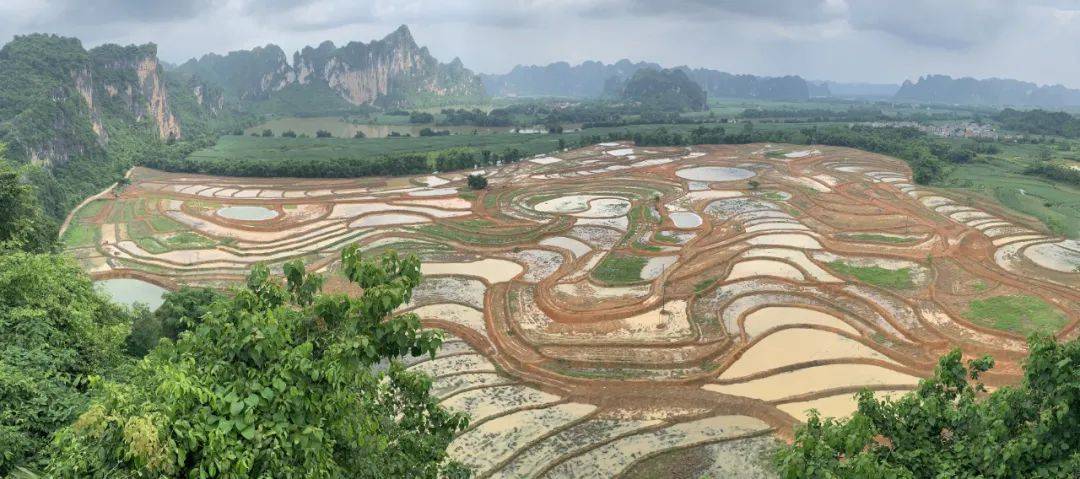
[
  {"xmin": 575, "ymin": 124, "xmax": 996, "ymax": 184},
  {"xmin": 144, "ymin": 145, "xmax": 527, "ymax": 178}
]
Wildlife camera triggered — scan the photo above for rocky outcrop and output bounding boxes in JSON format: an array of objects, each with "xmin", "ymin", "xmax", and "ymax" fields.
[
  {"xmin": 135, "ymin": 56, "xmax": 180, "ymax": 140},
  {"xmin": 176, "ymin": 25, "xmax": 484, "ymax": 108},
  {"xmin": 91, "ymin": 43, "xmax": 181, "ymax": 141},
  {"xmin": 72, "ymin": 67, "xmax": 109, "ymax": 143}
]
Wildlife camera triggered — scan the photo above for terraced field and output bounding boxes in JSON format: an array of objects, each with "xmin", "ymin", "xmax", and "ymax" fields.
[{"xmin": 64, "ymin": 142, "xmax": 1080, "ymax": 477}]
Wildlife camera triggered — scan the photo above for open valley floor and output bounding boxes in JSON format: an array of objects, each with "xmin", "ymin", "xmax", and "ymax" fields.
[{"xmin": 64, "ymin": 142, "xmax": 1080, "ymax": 477}]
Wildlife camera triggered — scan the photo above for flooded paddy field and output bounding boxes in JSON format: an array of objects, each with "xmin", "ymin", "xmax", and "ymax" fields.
[{"xmin": 64, "ymin": 142, "xmax": 1079, "ymax": 477}]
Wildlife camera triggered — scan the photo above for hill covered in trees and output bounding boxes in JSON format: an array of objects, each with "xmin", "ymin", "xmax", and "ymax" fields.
[
  {"xmin": 895, "ymin": 74, "xmax": 1080, "ymax": 107},
  {"xmin": 173, "ymin": 25, "xmax": 485, "ymax": 114},
  {"xmin": 612, "ymin": 68, "xmax": 708, "ymax": 111},
  {"xmin": 480, "ymin": 59, "xmax": 813, "ymax": 101},
  {"xmin": 0, "ymin": 34, "xmax": 238, "ymax": 218}
]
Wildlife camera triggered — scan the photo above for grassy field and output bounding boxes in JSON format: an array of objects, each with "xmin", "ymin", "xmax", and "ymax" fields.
[
  {"xmin": 827, "ymin": 261, "xmax": 914, "ymax": 289},
  {"xmin": 945, "ymin": 156, "xmax": 1080, "ymax": 238},
  {"xmin": 592, "ymin": 252, "xmax": 649, "ymax": 285},
  {"xmin": 965, "ymin": 295, "xmax": 1068, "ymax": 336}
]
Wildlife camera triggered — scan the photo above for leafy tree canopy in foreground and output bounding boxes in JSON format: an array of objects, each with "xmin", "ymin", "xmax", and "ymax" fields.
[
  {"xmin": 776, "ymin": 335, "xmax": 1080, "ymax": 478},
  {"xmin": 47, "ymin": 246, "xmax": 470, "ymax": 478},
  {"xmin": 0, "ymin": 251, "xmax": 131, "ymax": 475}
]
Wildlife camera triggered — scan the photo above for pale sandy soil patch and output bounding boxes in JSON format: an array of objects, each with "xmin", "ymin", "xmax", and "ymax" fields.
[
  {"xmin": 781, "ymin": 175, "xmax": 832, "ymax": 193},
  {"xmin": 409, "ymin": 277, "xmax": 486, "ymax": 309},
  {"xmin": 408, "ymin": 187, "xmax": 458, "ymax": 197},
  {"xmin": 406, "ymin": 353, "xmax": 495, "ymax": 378},
  {"xmin": 726, "ymin": 259, "xmax": 805, "ymax": 281},
  {"xmin": 441, "ymin": 385, "xmax": 562, "ymax": 425},
  {"xmin": 539, "ymin": 236, "xmax": 592, "ymax": 259},
  {"xmin": 777, "ymin": 389, "xmax": 908, "ymax": 422},
  {"xmin": 741, "ymin": 306, "xmax": 858, "ymax": 337},
  {"xmin": 576, "ymin": 216, "xmax": 629, "ymax": 231},
  {"xmin": 812, "ymin": 174, "xmax": 840, "ymax": 186},
  {"xmin": 502, "ymin": 249, "xmax": 563, "ymax": 282},
  {"xmin": 406, "ymin": 303, "xmax": 487, "ymax": 335},
  {"xmin": 683, "ymin": 190, "xmax": 743, "ymax": 202},
  {"xmin": 553, "ymin": 281, "xmax": 651, "ymax": 301},
  {"xmin": 421, "ymin": 258, "xmax": 523, "ymax": 283},
  {"xmin": 746, "ymin": 233, "xmax": 822, "ymax": 249},
  {"xmin": 394, "ymin": 197, "xmax": 472, "ymax": 210},
  {"xmin": 720, "ymin": 328, "xmax": 897, "ymax": 380},
  {"xmin": 492, "ymin": 418, "xmax": 661, "ymax": 479},
  {"xmin": 431, "ymin": 373, "xmax": 513, "ymax": 399},
  {"xmin": 448, "ymin": 403, "xmax": 596, "ymax": 475},
  {"xmin": 530, "ymin": 156, "xmax": 563, "ymax": 165},
  {"xmin": 1023, "ymin": 240, "xmax": 1080, "ymax": 273},
  {"xmin": 992, "ymin": 234, "xmax": 1046, "ymax": 247},
  {"xmin": 419, "ymin": 175, "xmax": 450, "ymax": 187},
  {"xmin": 350, "ymin": 213, "xmax": 429, "ymax": 227},
  {"xmin": 574, "ymin": 198, "xmax": 632, "ymax": 218},
  {"xmin": 640, "ymin": 255, "xmax": 678, "ymax": 280},
  {"xmin": 708, "ymin": 364, "xmax": 916, "ymax": 402},
  {"xmin": 568, "ymin": 225, "xmax": 624, "ymax": 250},
  {"xmin": 607, "ymin": 148, "xmax": 635, "ymax": 156},
  {"xmin": 545, "ymin": 415, "xmax": 769, "ymax": 479},
  {"xmin": 744, "ymin": 222, "xmax": 810, "ymax": 233},
  {"xmin": 741, "ymin": 248, "xmax": 841, "ymax": 282}
]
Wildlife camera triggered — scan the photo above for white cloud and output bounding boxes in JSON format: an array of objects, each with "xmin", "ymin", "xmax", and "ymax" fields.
[{"xmin": 0, "ymin": 0, "xmax": 1078, "ymax": 88}]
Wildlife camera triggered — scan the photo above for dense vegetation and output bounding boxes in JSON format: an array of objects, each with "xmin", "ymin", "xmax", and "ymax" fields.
[
  {"xmin": 0, "ymin": 147, "xmax": 469, "ymax": 475},
  {"xmin": 995, "ymin": 108, "xmax": 1080, "ymax": 138},
  {"xmin": 776, "ymin": 335, "xmax": 1080, "ymax": 478},
  {"xmin": 579, "ymin": 124, "xmax": 959, "ymax": 184},
  {"xmin": 47, "ymin": 249, "xmax": 468, "ymax": 478},
  {"xmin": 615, "ymin": 68, "xmax": 708, "ymax": 112},
  {"xmin": 0, "ymin": 34, "xmax": 252, "ymax": 219}
]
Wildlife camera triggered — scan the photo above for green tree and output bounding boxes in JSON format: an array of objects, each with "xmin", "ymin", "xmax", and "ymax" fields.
[
  {"xmin": 467, "ymin": 174, "xmax": 488, "ymax": 190},
  {"xmin": 776, "ymin": 335, "xmax": 1080, "ymax": 478},
  {"xmin": 47, "ymin": 246, "xmax": 470, "ymax": 478},
  {"xmin": 0, "ymin": 252, "xmax": 131, "ymax": 474},
  {"xmin": 261, "ymin": 129, "xmax": 273, "ymax": 137},
  {"xmin": 124, "ymin": 286, "xmax": 226, "ymax": 357},
  {"xmin": 0, "ymin": 147, "xmax": 59, "ymax": 253}
]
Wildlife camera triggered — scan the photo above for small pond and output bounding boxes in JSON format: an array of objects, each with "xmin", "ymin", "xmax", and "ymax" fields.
[
  {"xmin": 676, "ymin": 166, "xmax": 756, "ymax": 182},
  {"xmin": 670, "ymin": 211, "xmax": 703, "ymax": 229},
  {"xmin": 95, "ymin": 278, "xmax": 168, "ymax": 310},
  {"xmin": 217, "ymin": 206, "xmax": 279, "ymax": 221}
]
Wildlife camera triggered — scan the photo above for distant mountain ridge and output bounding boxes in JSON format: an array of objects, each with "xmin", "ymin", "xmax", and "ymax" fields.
[
  {"xmin": 481, "ymin": 60, "xmax": 812, "ymax": 101},
  {"xmin": 895, "ymin": 74, "xmax": 1080, "ymax": 107},
  {"xmin": 174, "ymin": 25, "xmax": 484, "ymax": 110}
]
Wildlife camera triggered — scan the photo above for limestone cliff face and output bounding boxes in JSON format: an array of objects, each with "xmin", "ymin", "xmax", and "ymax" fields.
[
  {"xmin": 134, "ymin": 55, "xmax": 181, "ymax": 140},
  {"xmin": 291, "ymin": 26, "xmax": 484, "ymax": 106},
  {"xmin": 92, "ymin": 44, "xmax": 181, "ymax": 140},
  {"xmin": 178, "ymin": 25, "xmax": 484, "ymax": 108},
  {"xmin": 72, "ymin": 67, "xmax": 108, "ymax": 143}
]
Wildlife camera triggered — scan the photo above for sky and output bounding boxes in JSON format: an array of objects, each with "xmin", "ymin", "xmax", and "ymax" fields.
[{"xmin": 3, "ymin": 0, "xmax": 1080, "ymax": 87}]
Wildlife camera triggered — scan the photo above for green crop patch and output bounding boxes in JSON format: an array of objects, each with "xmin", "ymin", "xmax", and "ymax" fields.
[
  {"xmin": 965, "ymin": 295, "xmax": 1067, "ymax": 336},
  {"xmin": 828, "ymin": 261, "xmax": 914, "ymax": 289}
]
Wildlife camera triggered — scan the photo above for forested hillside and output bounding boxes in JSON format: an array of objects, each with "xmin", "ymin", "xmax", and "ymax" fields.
[
  {"xmin": 481, "ymin": 59, "xmax": 813, "ymax": 101},
  {"xmin": 174, "ymin": 25, "xmax": 485, "ymax": 114},
  {"xmin": 0, "ymin": 34, "xmax": 242, "ymax": 218},
  {"xmin": 896, "ymin": 74, "xmax": 1080, "ymax": 107}
]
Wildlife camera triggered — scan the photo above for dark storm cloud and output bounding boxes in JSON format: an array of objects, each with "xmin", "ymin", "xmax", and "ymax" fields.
[
  {"xmin": 1, "ymin": 0, "xmax": 1079, "ymax": 86},
  {"xmin": 845, "ymin": 0, "xmax": 1021, "ymax": 49},
  {"xmin": 617, "ymin": 0, "xmax": 839, "ymax": 22},
  {"xmin": 55, "ymin": 0, "xmax": 218, "ymax": 23}
]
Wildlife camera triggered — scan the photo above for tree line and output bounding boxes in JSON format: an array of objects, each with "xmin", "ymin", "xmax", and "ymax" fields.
[{"xmin": 144, "ymin": 146, "xmax": 528, "ymax": 178}]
